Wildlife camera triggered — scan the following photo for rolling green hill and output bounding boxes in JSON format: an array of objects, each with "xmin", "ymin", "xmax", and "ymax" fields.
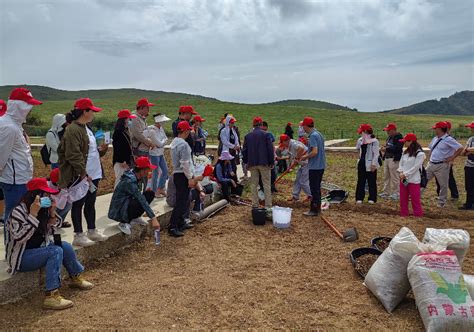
[
  {"xmin": 263, "ymin": 99, "xmax": 354, "ymax": 111},
  {"xmin": 1, "ymin": 85, "xmax": 472, "ymax": 141},
  {"xmin": 385, "ymin": 91, "xmax": 474, "ymax": 115}
]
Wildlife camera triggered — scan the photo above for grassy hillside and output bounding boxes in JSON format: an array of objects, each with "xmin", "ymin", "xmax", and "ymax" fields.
[
  {"xmin": 386, "ymin": 90, "xmax": 474, "ymax": 115},
  {"xmin": 263, "ymin": 99, "xmax": 354, "ymax": 111},
  {"xmin": 1, "ymin": 85, "xmax": 473, "ymax": 141}
]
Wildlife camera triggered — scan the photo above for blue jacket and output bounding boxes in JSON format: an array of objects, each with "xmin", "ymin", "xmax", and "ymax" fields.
[
  {"xmin": 215, "ymin": 162, "xmax": 233, "ymax": 183},
  {"xmin": 242, "ymin": 127, "xmax": 275, "ymax": 167},
  {"xmin": 108, "ymin": 170, "xmax": 155, "ymax": 223}
]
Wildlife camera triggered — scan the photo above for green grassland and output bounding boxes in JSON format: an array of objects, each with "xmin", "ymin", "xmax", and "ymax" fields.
[{"xmin": 2, "ymin": 85, "xmax": 472, "ymax": 141}]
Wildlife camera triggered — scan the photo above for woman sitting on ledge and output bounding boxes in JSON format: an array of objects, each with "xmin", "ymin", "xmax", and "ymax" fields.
[{"xmin": 5, "ymin": 178, "xmax": 93, "ymax": 310}]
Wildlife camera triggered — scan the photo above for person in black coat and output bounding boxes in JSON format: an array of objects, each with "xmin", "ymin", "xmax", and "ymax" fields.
[
  {"xmin": 112, "ymin": 109, "xmax": 135, "ymax": 188},
  {"xmin": 285, "ymin": 122, "xmax": 294, "ymax": 139}
]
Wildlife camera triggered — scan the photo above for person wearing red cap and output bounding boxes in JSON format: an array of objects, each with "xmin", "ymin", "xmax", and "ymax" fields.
[
  {"xmin": 112, "ymin": 109, "xmax": 136, "ymax": 188},
  {"xmin": 5, "ymin": 178, "xmax": 93, "ymax": 310},
  {"xmin": 355, "ymin": 124, "xmax": 380, "ymax": 205},
  {"xmin": 148, "ymin": 113, "xmax": 171, "ymax": 197},
  {"xmin": 435, "ymin": 120, "xmax": 460, "ymax": 201},
  {"xmin": 279, "ymin": 134, "xmax": 311, "ymax": 202},
  {"xmin": 300, "ymin": 117, "xmax": 326, "ymax": 216},
  {"xmin": 242, "ymin": 116, "xmax": 275, "ymax": 215},
  {"xmin": 380, "ymin": 123, "xmax": 403, "ymax": 200},
  {"xmin": 284, "ymin": 122, "xmax": 294, "ymax": 139},
  {"xmin": 460, "ymin": 121, "xmax": 474, "ymax": 210},
  {"xmin": 169, "ymin": 121, "xmax": 201, "ymax": 237},
  {"xmin": 192, "ymin": 115, "xmax": 208, "ymax": 155},
  {"xmin": 397, "ymin": 134, "xmax": 426, "ymax": 217},
  {"xmin": 425, "ymin": 121, "xmax": 463, "ymax": 208},
  {"xmin": 0, "ymin": 99, "xmax": 7, "ymax": 117},
  {"xmin": 45, "ymin": 114, "xmax": 68, "ymax": 169},
  {"xmin": 130, "ymin": 98, "xmax": 156, "ymax": 158},
  {"xmin": 46, "ymin": 168, "xmax": 72, "ymax": 228},
  {"xmin": 0, "ymin": 87, "xmax": 42, "ymax": 227},
  {"xmin": 108, "ymin": 157, "xmax": 160, "ymax": 235},
  {"xmin": 58, "ymin": 98, "xmax": 108, "ymax": 247},
  {"xmin": 172, "ymin": 105, "xmax": 197, "ymax": 150}
]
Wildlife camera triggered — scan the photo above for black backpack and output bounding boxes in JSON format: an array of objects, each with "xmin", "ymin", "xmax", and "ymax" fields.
[
  {"xmin": 416, "ymin": 150, "xmax": 428, "ymax": 188},
  {"xmin": 40, "ymin": 131, "xmax": 56, "ymax": 166}
]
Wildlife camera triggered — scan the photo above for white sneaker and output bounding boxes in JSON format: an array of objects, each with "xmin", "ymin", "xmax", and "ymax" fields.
[
  {"xmin": 130, "ymin": 218, "xmax": 148, "ymax": 226},
  {"xmin": 368, "ymin": 200, "xmax": 375, "ymax": 204},
  {"xmin": 87, "ymin": 229, "xmax": 108, "ymax": 242},
  {"xmin": 118, "ymin": 222, "xmax": 132, "ymax": 235},
  {"xmin": 356, "ymin": 200, "xmax": 363, "ymax": 204},
  {"xmin": 72, "ymin": 233, "xmax": 95, "ymax": 247},
  {"xmin": 184, "ymin": 218, "xmax": 192, "ymax": 225}
]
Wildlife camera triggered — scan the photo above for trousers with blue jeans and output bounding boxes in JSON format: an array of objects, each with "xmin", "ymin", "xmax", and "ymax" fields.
[
  {"xmin": 150, "ymin": 155, "xmax": 168, "ymax": 192},
  {"xmin": 0, "ymin": 183, "xmax": 28, "ymax": 230},
  {"xmin": 19, "ymin": 241, "xmax": 84, "ymax": 292}
]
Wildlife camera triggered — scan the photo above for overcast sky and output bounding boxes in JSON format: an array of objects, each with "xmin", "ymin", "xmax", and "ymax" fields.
[{"xmin": 0, "ymin": 0, "xmax": 472, "ymax": 111}]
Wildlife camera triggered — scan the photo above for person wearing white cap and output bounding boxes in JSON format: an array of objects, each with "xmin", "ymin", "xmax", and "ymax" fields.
[
  {"xmin": 148, "ymin": 113, "xmax": 170, "ymax": 198},
  {"xmin": 215, "ymin": 151, "xmax": 240, "ymax": 202}
]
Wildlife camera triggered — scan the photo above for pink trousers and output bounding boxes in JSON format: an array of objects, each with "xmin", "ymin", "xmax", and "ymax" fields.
[{"xmin": 399, "ymin": 182, "xmax": 423, "ymax": 217}]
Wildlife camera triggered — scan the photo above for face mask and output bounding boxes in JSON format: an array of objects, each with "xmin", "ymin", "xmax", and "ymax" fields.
[{"xmin": 40, "ymin": 197, "xmax": 52, "ymax": 209}]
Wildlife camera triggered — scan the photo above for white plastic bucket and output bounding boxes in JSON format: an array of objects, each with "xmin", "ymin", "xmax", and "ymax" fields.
[{"xmin": 272, "ymin": 206, "xmax": 292, "ymax": 229}]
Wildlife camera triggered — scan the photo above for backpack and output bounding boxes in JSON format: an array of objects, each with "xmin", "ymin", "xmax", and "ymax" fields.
[
  {"xmin": 40, "ymin": 130, "xmax": 57, "ymax": 166},
  {"xmin": 416, "ymin": 150, "xmax": 428, "ymax": 188}
]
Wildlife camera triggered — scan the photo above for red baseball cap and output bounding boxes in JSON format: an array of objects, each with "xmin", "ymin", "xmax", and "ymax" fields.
[
  {"xmin": 432, "ymin": 121, "xmax": 448, "ymax": 129},
  {"xmin": 465, "ymin": 122, "xmax": 474, "ymax": 129},
  {"xmin": 117, "ymin": 109, "xmax": 136, "ymax": 119},
  {"xmin": 202, "ymin": 165, "xmax": 214, "ymax": 177},
  {"xmin": 49, "ymin": 168, "xmax": 60, "ymax": 184},
  {"xmin": 229, "ymin": 118, "xmax": 236, "ymax": 124},
  {"xmin": 287, "ymin": 122, "xmax": 292, "ymax": 126},
  {"xmin": 193, "ymin": 115, "xmax": 205, "ymax": 122},
  {"xmin": 0, "ymin": 99, "xmax": 6, "ymax": 116},
  {"xmin": 302, "ymin": 117, "xmax": 314, "ymax": 127},
  {"xmin": 279, "ymin": 134, "xmax": 290, "ymax": 143},
  {"xmin": 27, "ymin": 178, "xmax": 60, "ymax": 194},
  {"xmin": 137, "ymin": 98, "xmax": 155, "ymax": 108},
  {"xmin": 357, "ymin": 124, "xmax": 373, "ymax": 134},
  {"xmin": 9, "ymin": 87, "xmax": 42, "ymax": 105},
  {"xmin": 253, "ymin": 116, "xmax": 263, "ymax": 125},
  {"xmin": 179, "ymin": 105, "xmax": 197, "ymax": 115},
  {"xmin": 74, "ymin": 98, "xmax": 102, "ymax": 112},
  {"xmin": 399, "ymin": 133, "xmax": 418, "ymax": 143},
  {"xmin": 299, "ymin": 137, "xmax": 308, "ymax": 145},
  {"xmin": 383, "ymin": 123, "xmax": 397, "ymax": 131},
  {"xmin": 177, "ymin": 121, "xmax": 192, "ymax": 131},
  {"xmin": 135, "ymin": 156, "xmax": 157, "ymax": 170}
]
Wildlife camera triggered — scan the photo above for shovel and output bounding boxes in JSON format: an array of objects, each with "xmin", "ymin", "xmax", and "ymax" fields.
[
  {"xmin": 274, "ymin": 162, "xmax": 298, "ymax": 184},
  {"xmin": 321, "ymin": 215, "xmax": 358, "ymax": 242}
]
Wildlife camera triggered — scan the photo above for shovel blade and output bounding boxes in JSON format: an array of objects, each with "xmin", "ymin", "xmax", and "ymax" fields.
[{"xmin": 343, "ymin": 227, "xmax": 359, "ymax": 242}]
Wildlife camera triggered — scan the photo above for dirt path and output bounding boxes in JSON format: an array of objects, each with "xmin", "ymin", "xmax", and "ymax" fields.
[{"xmin": 1, "ymin": 200, "xmax": 473, "ymax": 330}]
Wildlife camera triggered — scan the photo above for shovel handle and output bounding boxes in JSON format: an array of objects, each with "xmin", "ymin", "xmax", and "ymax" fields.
[
  {"xmin": 275, "ymin": 162, "xmax": 298, "ymax": 184},
  {"xmin": 321, "ymin": 216, "xmax": 344, "ymax": 240}
]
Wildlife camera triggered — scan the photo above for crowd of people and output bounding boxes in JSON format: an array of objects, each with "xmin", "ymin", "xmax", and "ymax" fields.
[{"xmin": 0, "ymin": 86, "xmax": 473, "ymax": 310}]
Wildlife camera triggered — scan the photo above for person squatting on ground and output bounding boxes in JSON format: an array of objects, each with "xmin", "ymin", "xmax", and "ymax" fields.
[
  {"xmin": 148, "ymin": 113, "xmax": 170, "ymax": 198},
  {"xmin": 57, "ymin": 98, "xmax": 108, "ymax": 247},
  {"xmin": 460, "ymin": 121, "xmax": 474, "ymax": 210},
  {"xmin": 0, "ymin": 88, "xmax": 42, "ymax": 229},
  {"xmin": 108, "ymin": 157, "xmax": 160, "ymax": 235},
  {"xmin": 130, "ymin": 98, "xmax": 156, "ymax": 158},
  {"xmin": 397, "ymin": 133, "xmax": 426, "ymax": 217},
  {"xmin": 380, "ymin": 123, "xmax": 403, "ymax": 200},
  {"xmin": 112, "ymin": 109, "xmax": 136, "ymax": 188},
  {"xmin": 5, "ymin": 178, "xmax": 93, "ymax": 310},
  {"xmin": 169, "ymin": 121, "xmax": 202, "ymax": 237},
  {"xmin": 300, "ymin": 117, "xmax": 326, "ymax": 216},
  {"xmin": 425, "ymin": 121, "xmax": 463, "ymax": 208},
  {"xmin": 46, "ymin": 114, "xmax": 68, "ymax": 170},
  {"xmin": 355, "ymin": 124, "xmax": 380, "ymax": 204},
  {"xmin": 279, "ymin": 134, "xmax": 312, "ymax": 202},
  {"xmin": 242, "ymin": 117, "xmax": 275, "ymax": 218},
  {"xmin": 214, "ymin": 151, "xmax": 240, "ymax": 202}
]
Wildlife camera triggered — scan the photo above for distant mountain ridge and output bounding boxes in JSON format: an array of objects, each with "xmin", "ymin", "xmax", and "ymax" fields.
[
  {"xmin": 385, "ymin": 91, "xmax": 474, "ymax": 115},
  {"xmin": 0, "ymin": 85, "xmax": 352, "ymax": 110}
]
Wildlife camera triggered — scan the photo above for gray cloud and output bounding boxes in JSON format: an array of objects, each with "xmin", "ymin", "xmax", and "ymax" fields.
[{"xmin": 0, "ymin": 0, "xmax": 472, "ymax": 112}]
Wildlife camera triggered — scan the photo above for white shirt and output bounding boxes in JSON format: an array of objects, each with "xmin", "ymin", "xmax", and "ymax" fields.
[
  {"xmin": 428, "ymin": 134, "xmax": 462, "ymax": 163},
  {"xmin": 398, "ymin": 151, "xmax": 426, "ymax": 184},
  {"xmin": 0, "ymin": 114, "xmax": 33, "ymax": 185},
  {"xmin": 85, "ymin": 127, "xmax": 102, "ymax": 181},
  {"xmin": 148, "ymin": 125, "xmax": 167, "ymax": 156}
]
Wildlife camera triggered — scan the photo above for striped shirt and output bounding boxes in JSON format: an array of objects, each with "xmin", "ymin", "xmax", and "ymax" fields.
[{"xmin": 5, "ymin": 203, "xmax": 61, "ymax": 275}]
